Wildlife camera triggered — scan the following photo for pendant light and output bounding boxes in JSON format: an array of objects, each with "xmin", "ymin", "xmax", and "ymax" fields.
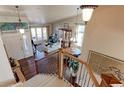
[
  {"xmin": 16, "ymin": 6, "xmax": 24, "ymax": 34},
  {"xmin": 80, "ymin": 5, "xmax": 98, "ymax": 22}
]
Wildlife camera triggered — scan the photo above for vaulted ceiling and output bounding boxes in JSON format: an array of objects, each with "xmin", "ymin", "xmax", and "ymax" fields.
[{"xmin": 0, "ymin": 5, "xmax": 81, "ymax": 24}]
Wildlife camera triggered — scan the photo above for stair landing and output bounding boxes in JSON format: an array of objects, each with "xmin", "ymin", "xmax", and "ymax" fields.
[{"xmin": 23, "ymin": 74, "xmax": 72, "ymax": 87}]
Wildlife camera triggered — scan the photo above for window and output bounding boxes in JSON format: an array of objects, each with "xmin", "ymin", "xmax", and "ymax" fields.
[
  {"xmin": 42, "ymin": 27, "xmax": 47, "ymax": 40},
  {"xmin": 36, "ymin": 28, "xmax": 42, "ymax": 41},
  {"xmin": 75, "ymin": 25, "xmax": 85, "ymax": 47},
  {"xmin": 31, "ymin": 27, "xmax": 48, "ymax": 43},
  {"xmin": 31, "ymin": 28, "xmax": 36, "ymax": 42}
]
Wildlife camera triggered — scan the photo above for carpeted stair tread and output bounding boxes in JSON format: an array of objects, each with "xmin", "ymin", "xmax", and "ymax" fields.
[
  {"xmin": 23, "ymin": 74, "xmax": 52, "ymax": 87},
  {"xmin": 23, "ymin": 74, "xmax": 72, "ymax": 87}
]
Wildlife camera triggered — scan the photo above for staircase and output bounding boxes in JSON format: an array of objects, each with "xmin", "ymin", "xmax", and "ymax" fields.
[{"xmin": 11, "ymin": 48, "xmax": 100, "ymax": 87}]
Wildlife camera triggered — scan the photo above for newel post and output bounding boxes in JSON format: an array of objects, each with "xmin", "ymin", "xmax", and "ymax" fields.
[{"xmin": 59, "ymin": 49, "xmax": 64, "ymax": 79}]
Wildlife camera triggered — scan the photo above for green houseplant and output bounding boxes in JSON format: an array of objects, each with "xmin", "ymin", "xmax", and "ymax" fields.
[{"xmin": 68, "ymin": 59, "xmax": 79, "ymax": 76}]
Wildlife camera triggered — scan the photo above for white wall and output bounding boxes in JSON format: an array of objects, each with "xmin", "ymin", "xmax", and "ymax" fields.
[
  {"xmin": 0, "ymin": 33, "xmax": 15, "ymax": 83},
  {"xmin": 82, "ymin": 6, "xmax": 124, "ymax": 61},
  {"xmin": 2, "ymin": 30, "xmax": 33, "ymax": 60}
]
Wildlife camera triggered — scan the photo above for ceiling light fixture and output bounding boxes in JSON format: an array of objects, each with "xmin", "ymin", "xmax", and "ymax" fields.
[{"xmin": 80, "ymin": 5, "xmax": 98, "ymax": 23}]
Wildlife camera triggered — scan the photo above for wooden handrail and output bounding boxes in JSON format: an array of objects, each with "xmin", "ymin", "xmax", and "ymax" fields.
[
  {"xmin": 0, "ymin": 79, "xmax": 16, "ymax": 87},
  {"xmin": 60, "ymin": 49, "xmax": 100, "ymax": 87},
  {"xmin": 35, "ymin": 49, "xmax": 59, "ymax": 61},
  {"xmin": 14, "ymin": 66, "xmax": 26, "ymax": 82}
]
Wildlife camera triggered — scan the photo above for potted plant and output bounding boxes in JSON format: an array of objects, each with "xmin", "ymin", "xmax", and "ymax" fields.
[
  {"xmin": 9, "ymin": 57, "xmax": 16, "ymax": 67},
  {"xmin": 68, "ymin": 59, "xmax": 79, "ymax": 77}
]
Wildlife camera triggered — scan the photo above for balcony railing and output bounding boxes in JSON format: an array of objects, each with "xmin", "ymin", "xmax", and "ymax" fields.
[
  {"xmin": 10, "ymin": 48, "xmax": 100, "ymax": 87},
  {"xmin": 58, "ymin": 48, "xmax": 99, "ymax": 87}
]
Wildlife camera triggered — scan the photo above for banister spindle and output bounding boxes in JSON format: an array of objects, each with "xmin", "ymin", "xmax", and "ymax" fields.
[
  {"xmin": 78, "ymin": 64, "xmax": 83, "ymax": 85},
  {"xmin": 59, "ymin": 50, "xmax": 64, "ymax": 79}
]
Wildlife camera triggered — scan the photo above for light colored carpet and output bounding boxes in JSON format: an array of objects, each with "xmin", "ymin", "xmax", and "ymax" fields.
[{"xmin": 23, "ymin": 74, "xmax": 72, "ymax": 87}]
